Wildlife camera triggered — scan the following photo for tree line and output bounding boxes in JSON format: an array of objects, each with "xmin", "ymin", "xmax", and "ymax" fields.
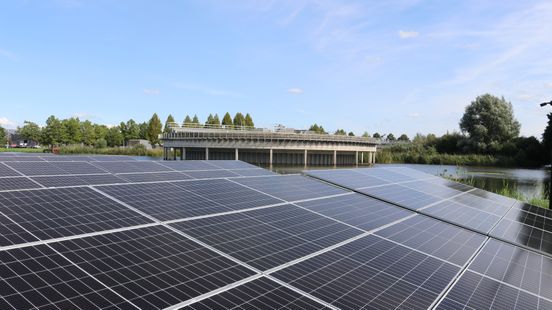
[
  {"xmin": 5, "ymin": 112, "xmax": 255, "ymax": 148},
  {"xmin": 308, "ymin": 123, "xmax": 410, "ymax": 141}
]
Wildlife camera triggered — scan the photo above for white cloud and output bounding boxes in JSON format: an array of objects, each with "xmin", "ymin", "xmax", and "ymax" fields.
[
  {"xmin": 398, "ymin": 30, "xmax": 419, "ymax": 39},
  {"xmin": 407, "ymin": 112, "xmax": 421, "ymax": 118},
  {"xmin": 71, "ymin": 112, "xmax": 97, "ymax": 120},
  {"xmin": 143, "ymin": 88, "xmax": 160, "ymax": 95},
  {"xmin": 0, "ymin": 117, "xmax": 17, "ymax": 129},
  {"xmin": 545, "ymin": 82, "xmax": 552, "ymax": 89},
  {"xmin": 288, "ymin": 87, "xmax": 304, "ymax": 95}
]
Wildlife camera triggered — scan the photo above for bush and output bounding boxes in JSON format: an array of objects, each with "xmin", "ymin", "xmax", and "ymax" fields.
[{"xmin": 94, "ymin": 139, "xmax": 107, "ymax": 149}]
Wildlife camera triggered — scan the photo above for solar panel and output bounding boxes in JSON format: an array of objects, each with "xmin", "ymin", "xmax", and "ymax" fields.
[
  {"xmin": 157, "ymin": 160, "xmax": 219, "ymax": 171},
  {"xmin": 184, "ymin": 277, "xmax": 330, "ymax": 309},
  {"xmin": 183, "ymin": 169, "xmax": 240, "ymax": 179},
  {"xmin": 93, "ymin": 161, "xmax": 171, "ymax": 173},
  {"xmin": 116, "ymin": 171, "xmax": 192, "ymax": 183},
  {"xmin": 490, "ymin": 202, "xmax": 552, "ymax": 256},
  {"xmin": 40, "ymin": 155, "xmax": 94, "ymax": 161},
  {"xmin": 398, "ymin": 179, "xmax": 465, "ymax": 199},
  {"xmin": 49, "ymin": 161, "xmax": 107, "ymax": 174},
  {"xmin": 296, "ymin": 193, "xmax": 414, "ymax": 231},
  {"xmin": 171, "ymin": 204, "xmax": 363, "ymax": 270},
  {"xmin": 87, "ymin": 155, "xmax": 138, "ymax": 161},
  {"xmin": 0, "ymin": 156, "xmax": 46, "ymax": 162},
  {"xmin": 272, "ymin": 234, "xmax": 460, "ymax": 309},
  {"xmin": 437, "ymin": 239, "xmax": 552, "ymax": 309},
  {"xmin": 358, "ymin": 183, "xmax": 442, "ymax": 210},
  {"xmin": 0, "ymin": 187, "xmax": 153, "ymax": 242},
  {"xmin": 355, "ymin": 167, "xmax": 419, "ymax": 182},
  {"xmin": 49, "ymin": 225, "xmax": 257, "ymax": 309},
  {"xmin": 228, "ymin": 168, "xmax": 277, "ymax": 177},
  {"xmin": 0, "ymin": 244, "xmax": 135, "ymax": 309},
  {"xmin": 232, "ymin": 175, "xmax": 349, "ymax": 201},
  {"xmin": 374, "ymin": 215, "xmax": 487, "ymax": 266},
  {"xmin": 0, "ymin": 213, "xmax": 39, "ymax": 246},
  {"xmin": 0, "ymin": 177, "xmax": 42, "ymax": 191},
  {"xmin": 4, "ymin": 161, "xmax": 68, "ymax": 176},
  {"xmin": 0, "ymin": 163, "xmax": 21, "ymax": 177},
  {"xmin": 306, "ymin": 169, "xmax": 390, "ymax": 189},
  {"xmin": 205, "ymin": 160, "xmax": 257, "ymax": 170},
  {"xmin": 31, "ymin": 174, "xmax": 128, "ymax": 187}
]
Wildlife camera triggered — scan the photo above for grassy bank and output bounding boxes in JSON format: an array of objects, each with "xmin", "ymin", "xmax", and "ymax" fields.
[
  {"xmin": 0, "ymin": 148, "xmax": 46, "ymax": 153},
  {"xmin": 446, "ymin": 175, "xmax": 549, "ymax": 209},
  {"xmin": 58, "ymin": 145, "xmax": 163, "ymax": 157},
  {"xmin": 376, "ymin": 149, "xmax": 507, "ymax": 166}
]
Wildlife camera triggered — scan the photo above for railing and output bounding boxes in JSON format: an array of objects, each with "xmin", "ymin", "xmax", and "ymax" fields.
[{"xmin": 163, "ymin": 124, "xmax": 380, "ymax": 145}]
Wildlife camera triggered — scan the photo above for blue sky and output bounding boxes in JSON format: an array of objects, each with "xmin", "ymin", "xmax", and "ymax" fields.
[{"xmin": 1, "ymin": 0, "xmax": 551, "ymax": 138}]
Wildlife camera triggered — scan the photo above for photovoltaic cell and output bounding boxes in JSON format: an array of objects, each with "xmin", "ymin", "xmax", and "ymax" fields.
[
  {"xmin": 184, "ymin": 277, "xmax": 329, "ymax": 309},
  {"xmin": 0, "ymin": 214, "xmax": 38, "ymax": 246},
  {"xmin": 358, "ymin": 183, "xmax": 442, "ymax": 210},
  {"xmin": 0, "ymin": 156, "xmax": 46, "ymax": 162},
  {"xmin": 232, "ymin": 175, "xmax": 348, "ymax": 201},
  {"xmin": 183, "ymin": 169, "xmax": 240, "ymax": 179},
  {"xmin": 421, "ymin": 200, "xmax": 502, "ymax": 234},
  {"xmin": 171, "ymin": 204, "xmax": 363, "ymax": 270},
  {"xmin": 272, "ymin": 234, "xmax": 460, "ymax": 310},
  {"xmin": 206, "ymin": 160, "xmax": 258, "ymax": 170},
  {"xmin": 354, "ymin": 167, "xmax": 418, "ymax": 183},
  {"xmin": 31, "ymin": 174, "xmax": 127, "ymax": 187},
  {"xmin": 0, "ymin": 163, "xmax": 21, "ymax": 177},
  {"xmin": 399, "ymin": 180, "xmax": 464, "ymax": 199},
  {"xmin": 374, "ymin": 215, "xmax": 487, "ymax": 266},
  {"xmin": 93, "ymin": 161, "xmax": 172, "ymax": 173},
  {"xmin": 49, "ymin": 225, "xmax": 257, "ymax": 309},
  {"xmin": 228, "ymin": 168, "xmax": 276, "ymax": 177},
  {"xmin": 0, "ymin": 177, "xmax": 42, "ymax": 191},
  {"xmin": 0, "ymin": 244, "xmax": 135, "ymax": 309},
  {"xmin": 96, "ymin": 182, "xmax": 233, "ymax": 221},
  {"xmin": 296, "ymin": 193, "xmax": 413, "ymax": 231},
  {"xmin": 0, "ymin": 187, "xmax": 153, "ymax": 242},
  {"xmin": 39, "ymin": 155, "xmax": 95, "ymax": 161},
  {"xmin": 49, "ymin": 161, "xmax": 107, "ymax": 174},
  {"xmin": 4, "ymin": 161, "xmax": 67, "ymax": 176},
  {"xmin": 157, "ymin": 160, "xmax": 219, "ymax": 171},
  {"xmin": 306, "ymin": 169, "xmax": 390, "ymax": 189},
  {"xmin": 116, "ymin": 171, "xmax": 192, "ymax": 183}
]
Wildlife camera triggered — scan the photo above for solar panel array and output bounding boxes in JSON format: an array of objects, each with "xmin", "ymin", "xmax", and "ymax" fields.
[{"xmin": 0, "ymin": 152, "xmax": 550, "ymax": 309}]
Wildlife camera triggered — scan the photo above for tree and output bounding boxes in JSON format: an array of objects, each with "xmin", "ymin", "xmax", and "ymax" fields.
[
  {"xmin": 212, "ymin": 114, "xmax": 221, "ymax": 127},
  {"xmin": 80, "ymin": 120, "xmax": 96, "ymax": 146},
  {"xmin": 460, "ymin": 94, "xmax": 520, "ymax": 150},
  {"xmin": 17, "ymin": 121, "xmax": 42, "ymax": 144},
  {"xmin": 147, "ymin": 113, "xmax": 162, "ymax": 147},
  {"xmin": 105, "ymin": 126, "xmax": 123, "ymax": 147},
  {"xmin": 412, "ymin": 133, "xmax": 426, "ymax": 144},
  {"xmin": 348, "ymin": 132, "xmax": 355, "ymax": 136},
  {"xmin": 387, "ymin": 133, "xmax": 396, "ymax": 141},
  {"xmin": 183, "ymin": 115, "xmax": 192, "ymax": 127},
  {"xmin": 334, "ymin": 129, "xmax": 346, "ymax": 135},
  {"xmin": 398, "ymin": 134, "xmax": 409, "ymax": 141},
  {"xmin": 205, "ymin": 114, "xmax": 214, "ymax": 126},
  {"xmin": 233, "ymin": 112, "xmax": 246, "ymax": 127},
  {"xmin": 222, "ymin": 112, "xmax": 233, "ymax": 127},
  {"xmin": 309, "ymin": 124, "xmax": 327, "ymax": 134},
  {"xmin": 192, "ymin": 115, "xmax": 200, "ymax": 127},
  {"xmin": 0, "ymin": 126, "xmax": 6, "ymax": 146},
  {"xmin": 94, "ymin": 124, "xmax": 108, "ymax": 142},
  {"xmin": 245, "ymin": 113, "xmax": 254, "ymax": 127},
  {"xmin": 61, "ymin": 117, "xmax": 82, "ymax": 144},
  {"xmin": 42, "ymin": 115, "xmax": 65, "ymax": 146},
  {"xmin": 138, "ymin": 122, "xmax": 148, "ymax": 139},
  {"xmin": 362, "ymin": 132, "xmax": 370, "ymax": 138},
  {"xmin": 164, "ymin": 114, "xmax": 175, "ymax": 133},
  {"xmin": 373, "ymin": 132, "xmax": 381, "ymax": 138},
  {"xmin": 543, "ymin": 113, "xmax": 552, "ymax": 153},
  {"xmin": 120, "ymin": 119, "xmax": 140, "ymax": 144}
]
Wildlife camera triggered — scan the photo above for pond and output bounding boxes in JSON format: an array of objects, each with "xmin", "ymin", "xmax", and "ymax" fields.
[{"xmin": 268, "ymin": 163, "xmax": 550, "ymax": 199}]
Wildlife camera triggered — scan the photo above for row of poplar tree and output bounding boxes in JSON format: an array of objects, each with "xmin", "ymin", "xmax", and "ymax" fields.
[{"xmin": 12, "ymin": 112, "xmax": 255, "ymax": 148}]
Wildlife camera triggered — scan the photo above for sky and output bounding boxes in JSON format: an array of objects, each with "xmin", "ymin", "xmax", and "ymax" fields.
[{"xmin": 1, "ymin": 0, "xmax": 551, "ymax": 138}]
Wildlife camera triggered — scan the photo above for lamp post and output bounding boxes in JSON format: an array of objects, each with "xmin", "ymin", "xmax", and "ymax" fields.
[{"xmin": 540, "ymin": 100, "xmax": 552, "ymax": 209}]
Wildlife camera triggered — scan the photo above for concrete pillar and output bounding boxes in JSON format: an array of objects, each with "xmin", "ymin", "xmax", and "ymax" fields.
[
  {"xmin": 361, "ymin": 152, "xmax": 364, "ymax": 164},
  {"xmin": 235, "ymin": 148, "xmax": 239, "ymax": 161},
  {"xmin": 368, "ymin": 152, "xmax": 373, "ymax": 165},
  {"xmin": 173, "ymin": 148, "xmax": 177, "ymax": 160},
  {"xmin": 333, "ymin": 150, "xmax": 337, "ymax": 166},
  {"xmin": 269, "ymin": 149, "xmax": 273, "ymax": 165},
  {"xmin": 163, "ymin": 148, "xmax": 166, "ymax": 160},
  {"xmin": 206, "ymin": 148, "xmax": 209, "ymax": 160},
  {"xmin": 372, "ymin": 151, "xmax": 376, "ymax": 164},
  {"xmin": 355, "ymin": 151, "xmax": 358, "ymax": 166},
  {"xmin": 180, "ymin": 147, "xmax": 184, "ymax": 160},
  {"xmin": 304, "ymin": 150, "xmax": 308, "ymax": 166}
]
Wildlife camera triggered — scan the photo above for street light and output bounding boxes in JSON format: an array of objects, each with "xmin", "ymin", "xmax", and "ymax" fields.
[{"xmin": 541, "ymin": 100, "xmax": 552, "ymax": 209}]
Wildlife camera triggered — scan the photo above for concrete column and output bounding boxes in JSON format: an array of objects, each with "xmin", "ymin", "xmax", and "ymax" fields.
[
  {"xmin": 361, "ymin": 152, "xmax": 364, "ymax": 164},
  {"xmin": 269, "ymin": 149, "xmax": 273, "ymax": 165},
  {"xmin": 368, "ymin": 152, "xmax": 373, "ymax": 165},
  {"xmin": 333, "ymin": 150, "xmax": 337, "ymax": 166},
  {"xmin": 355, "ymin": 151, "xmax": 358, "ymax": 166},
  {"xmin": 163, "ymin": 148, "xmax": 166, "ymax": 160},
  {"xmin": 304, "ymin": 150, "xmax": 308, "ymax": 166},
  {"xmin": 235, "ymin": 148, "xmax": 239, "ymax": 161},
  {"xmin": 372, "ymin": 151, "xmax": 376, "ymax": 164},
  {"xmin": 180, "ymin": 147, "xmax": 184, "ymax": 160},
  {"xmin": 205, "ymin": 148, "xmax": 209, "ymax": 160},
  {"xmin": 173, "ymin": 148, "xmax": 177, "ymax": 160}
]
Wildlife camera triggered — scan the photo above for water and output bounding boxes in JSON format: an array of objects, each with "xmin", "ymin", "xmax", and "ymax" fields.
[{"xmin": 267, "ymin": 163, "xmax": 550, "ymax": 199}]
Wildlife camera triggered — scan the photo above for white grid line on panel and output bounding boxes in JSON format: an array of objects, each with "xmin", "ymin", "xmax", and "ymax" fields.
[{"xmin": 265, "ymin": 275, "xmax": 340, "ymax": 310}]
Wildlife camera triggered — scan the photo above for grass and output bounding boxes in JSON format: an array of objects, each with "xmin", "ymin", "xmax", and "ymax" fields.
[
  {"xmin": 445, "ymin": 174, "xmax": 549, "ymax": 209},
  {"xmin": 376, "ymin": 148, "xmax": 514, "ymax": 166},
  {"xmin": 0, "ymin": 148, "xmax": 46, "ymax": 153},
  {"xmin": 58, "ymin": 145, "xmax": 163, "ymax": 157}
]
